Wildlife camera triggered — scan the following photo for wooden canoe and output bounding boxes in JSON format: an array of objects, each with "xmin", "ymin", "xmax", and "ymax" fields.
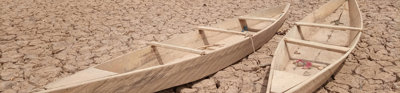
[
  {"xmin": 266, "ymin": 0, "xmax": 362, "ymax": 93},
  {"xmin": 40, "ymin": 4, "xmax": 290, "ymax": 93}
]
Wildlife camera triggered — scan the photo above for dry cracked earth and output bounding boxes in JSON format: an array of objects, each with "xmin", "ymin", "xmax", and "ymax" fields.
[{"xmin": 0, "ymin": 0, "xmax": 399, "ymax": 93}]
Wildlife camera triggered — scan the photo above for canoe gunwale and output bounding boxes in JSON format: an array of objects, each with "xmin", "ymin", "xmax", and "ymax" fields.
[{"xmin": 41, "ymin": 4, "xmax": 291, "ymax": 93}]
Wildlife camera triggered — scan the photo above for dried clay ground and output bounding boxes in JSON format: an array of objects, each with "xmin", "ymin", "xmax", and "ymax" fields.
[{"xmin": 0, "ymin": 0, "xmax": 399, "ymax": 93}]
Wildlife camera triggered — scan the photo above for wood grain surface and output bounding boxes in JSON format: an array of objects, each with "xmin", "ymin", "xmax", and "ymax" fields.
[
  {"xmin": 40, "ymin": 4, "xmax": 291, "ymax": 93},
  {"xmin": 267, "ymin": 0, "xmax": 362, "ymax": 92}
]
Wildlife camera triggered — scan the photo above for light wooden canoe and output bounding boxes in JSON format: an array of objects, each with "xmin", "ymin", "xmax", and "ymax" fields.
[
  {"xmin": 40, "ymin": 4, "xmax": 290, "ymax": 93},
  {"xmin": 266, "ymin": 0, "xmax": 362, "ymax": 93}
]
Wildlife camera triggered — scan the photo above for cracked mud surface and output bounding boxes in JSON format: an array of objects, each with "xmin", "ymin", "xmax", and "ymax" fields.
[{"xmin": 0, "ymin": 0, "xmax": 399, "ymax": 93}]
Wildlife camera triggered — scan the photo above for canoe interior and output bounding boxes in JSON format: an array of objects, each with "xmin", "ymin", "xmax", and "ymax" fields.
[
  {"xmin": 95, "ymin": 5, "xmax": 285, "ymax": 73},
  {"xmin": 269, "ymin": 0, "xmax": 362, "ymax": 92},
  {"xmin": 44, "ymin": 5, "xmax": 289, "ymax": 90}
]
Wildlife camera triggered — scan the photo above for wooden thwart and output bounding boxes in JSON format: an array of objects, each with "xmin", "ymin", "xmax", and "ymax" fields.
[
  {"xmin": 197, "ymin": 26, "xmax": 246, "ymax": 36},
  {"xmin": 295, "ymin": 22, "xmax": 362, "ymax": 31},
  {"xmin": 296, "ymin": 25, "xmax": 305, "ymax": 40},
  {"xmin": 284, "ymin": 38, "xmax": 349, "ymax": 53},
  {"xmin": 238, "ymin": 16, "xmax": 276, "ymax": 32},
  {"xmin": 198, "ymin": 30, "xmax": 210, "ymax": 45},
  {"xmin": 238, "ymin": 19, "xmax": 249, "ymax": 32},
  {"xmin": 150, "ymin": 46, "xmax": 164, "ymax": 65},
  {"xmin": 238, "ymin": 16, "xmax": 276, "ymax": 22},
  {"xmin": 148, "ymin": 42, "xmax": 206, "ymax": 55}
]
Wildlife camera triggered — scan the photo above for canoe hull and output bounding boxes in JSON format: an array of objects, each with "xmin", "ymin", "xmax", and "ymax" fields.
[
  {"xmin": 267, "ymin": 0, "xmax": 362, "ymax": 92},
  {"xmin": 41, "ymin": 4, "xmax": 290, "ymax": 93}
]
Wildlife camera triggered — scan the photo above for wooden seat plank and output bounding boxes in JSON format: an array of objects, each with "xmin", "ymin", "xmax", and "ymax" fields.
[
  {"xmin": 238, "ymin": 16, "xmax": 276, "ymax": 22},
  {"xmin": 197, "ymin": 26, "xmax": 246, "ymax": 36},
  {"xmin": 284, "ymin": 38, "xmax": 349, "ymax": 53},
  {"xmin": 148, "ymin": 42, "xmax": 206, "ymax": 55},
  {"xmin": 295, "ymin": 22, "xmax": 362, "ymax": 31}
]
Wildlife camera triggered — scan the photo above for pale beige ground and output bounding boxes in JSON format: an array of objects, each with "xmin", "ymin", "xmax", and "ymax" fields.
[{"xmin": 0, "ymin": 0, "xmax": 399, "ymax": 93}]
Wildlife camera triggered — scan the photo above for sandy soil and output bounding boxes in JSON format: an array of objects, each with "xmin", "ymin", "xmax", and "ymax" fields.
[{"xmin": 0, "ymin": 0, "xmax": 399, "ymax": 93}]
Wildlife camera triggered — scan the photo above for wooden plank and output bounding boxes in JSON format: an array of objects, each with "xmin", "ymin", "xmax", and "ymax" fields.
[
  {"xmin": 238, "ymin": 19, "xmax": 261, "ymax": 32},
  {"xmin": 295, "ymin": 22, "xmax": 362, "ymax": 31},
  {"xmin": 151, "ymin": 46, "xmax": 164, "ymax": 65},
  {"xmin": 238, "ymin": 19, "xmax": 248, "ymax": 31},
  {"xmin": 284, "ymin": 38, "xmax": 349, "ymax": 53},
  {"xmin": 197, "ymin": 26, "xmax": 246, "ymax": 36},
  {"xmin": 148, "ymin": 42, "xmax": 206, "ymax": 55},
  {"xmin": 238, "ymin": 16, "xmax": 276, "ymax": 22},
  {"xmin": 238, "ymin": 16, "xmax": 276, "ymax": 32},
  {"xmin": 198, "ymin": 30, "xmax": 210, "ymax": 45},
  {"xmin": 296, "ymin": 25, "xmax": 305, "ymax": 40}
]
